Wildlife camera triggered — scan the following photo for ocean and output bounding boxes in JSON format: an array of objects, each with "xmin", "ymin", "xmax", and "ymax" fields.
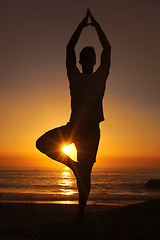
[{"xmin": 0, "ymin": 167, "xmax": 160, "ymax": 206}]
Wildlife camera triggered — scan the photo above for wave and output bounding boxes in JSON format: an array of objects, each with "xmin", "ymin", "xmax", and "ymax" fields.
[{"xmin": 1, "ymin": 168, "xmax": 160, "ymax": 205}]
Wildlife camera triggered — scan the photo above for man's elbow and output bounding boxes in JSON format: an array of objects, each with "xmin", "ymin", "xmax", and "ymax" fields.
[
  {"xmin": 66, "ymin": 42, "xmax": 74, "ymax": 50},
  {"xmin": 104, "ymin": 43, "xmax": 111, "ymax": 51},
  {"xmin": 102, "ymin": 45, "xmax": 111, "ymax": 57}
]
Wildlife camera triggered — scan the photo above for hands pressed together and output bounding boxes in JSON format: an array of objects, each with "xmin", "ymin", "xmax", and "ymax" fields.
[{"xmin": 79, "ymin": 9, "xmax": 99, "ymax": 29}]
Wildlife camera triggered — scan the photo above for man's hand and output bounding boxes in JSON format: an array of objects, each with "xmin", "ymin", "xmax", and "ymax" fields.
[
  {"xmin": 88, "ymin": 9, "xmax": 99, "ymax": 27},
  {"xmin": 79, "ymin": 9, "xmax": 90, "ymax": 28}
]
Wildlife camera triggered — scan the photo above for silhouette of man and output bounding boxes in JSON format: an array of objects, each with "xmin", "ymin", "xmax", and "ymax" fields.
[{"xmin": 36, "ymin": 9, "xmax": 111, "ymax": 224}]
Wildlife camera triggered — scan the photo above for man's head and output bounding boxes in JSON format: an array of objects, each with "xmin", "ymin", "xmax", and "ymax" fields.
[{"xmin": 79, "ymin": 46, "xmax": 96, "ymax": 73}]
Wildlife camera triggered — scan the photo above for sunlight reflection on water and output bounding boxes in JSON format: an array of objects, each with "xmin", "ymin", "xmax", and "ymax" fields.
[{"xmin": 58, "ymin": 167, "xmax": 77, "ymax": 197}]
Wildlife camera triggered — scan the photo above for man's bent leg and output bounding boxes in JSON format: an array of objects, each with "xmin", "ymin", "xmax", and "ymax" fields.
[{"xmin": 36, "ymin": 125, "xmax": 76, "ymax": 170}]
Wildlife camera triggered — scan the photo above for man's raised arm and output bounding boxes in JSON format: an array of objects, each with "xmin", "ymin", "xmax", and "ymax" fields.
[
  {"xmin": 66, "ymin": 10, "xmax": 89, "ymax": 75},
  {"xmin": 89, "ymin": 10, "xmax": 111, "ymax": 76}
]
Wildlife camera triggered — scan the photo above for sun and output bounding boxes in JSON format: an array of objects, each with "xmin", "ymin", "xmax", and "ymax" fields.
[
  {"xmin": 62, "ymin": 145, "xmax": 72, "ymax": 155},
  {"xmin": 62, "ymin": 143, "xmax": 77, "ymax": 161}
]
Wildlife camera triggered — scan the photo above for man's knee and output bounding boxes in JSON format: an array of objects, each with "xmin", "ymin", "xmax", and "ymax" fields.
[
  {"xmin": 36, "ymin": 136, "xmax": 43, "ymax": 152},
  {"xmin": 77, "ymin": 173, "xmax": 91, "ymax": 190},
  {"xmin": 36, "ymin": 135, "xmax": 49, "ymax": 154},
  {"xmin": 36, "ymin": 134, "xmax": 61, "ymax": 161}
]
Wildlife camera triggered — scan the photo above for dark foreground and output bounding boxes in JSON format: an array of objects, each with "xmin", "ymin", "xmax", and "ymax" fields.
[{"xmin": 0, "ymin": 199, "xmax": 160, "ymax": 240}]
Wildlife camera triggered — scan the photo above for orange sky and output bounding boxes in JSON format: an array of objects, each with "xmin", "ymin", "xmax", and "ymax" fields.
[{"xmin": 0, "ymin": 0, "xmax": 160, "ymax": 168}]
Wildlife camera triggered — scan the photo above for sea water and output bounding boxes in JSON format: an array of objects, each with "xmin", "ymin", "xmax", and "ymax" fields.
[{"xmin": 0, "ymin": 167, "xmax": 160, "ymax": 206}]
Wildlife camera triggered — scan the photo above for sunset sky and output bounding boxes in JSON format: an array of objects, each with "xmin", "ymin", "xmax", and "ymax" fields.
[{"xmin": 0, "ymin": 0, "xmax": 160, "ymax": 169}]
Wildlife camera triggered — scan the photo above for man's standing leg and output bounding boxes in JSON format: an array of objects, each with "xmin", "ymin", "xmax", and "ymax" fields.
[
  {"xmin": 74, "ymin": 124, "xmax": 100, "ymax": 225},
  {"xmin": 76, "ymin": 162, "xmax": 93, "ymax": 225}
]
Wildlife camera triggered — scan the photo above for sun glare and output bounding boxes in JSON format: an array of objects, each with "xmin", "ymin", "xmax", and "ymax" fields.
[
  {"xmin": 62, "ymin": 145, "xmax": 71, "ymax": 155},
  {"xmin": 62, "ymin": 143, "xmax": 77, "ymax": 161}
]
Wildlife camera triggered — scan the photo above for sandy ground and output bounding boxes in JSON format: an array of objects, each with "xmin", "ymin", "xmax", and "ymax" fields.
[{"xmin": 0, "ymin": 199, "xmax": 160, "ymax": 240}]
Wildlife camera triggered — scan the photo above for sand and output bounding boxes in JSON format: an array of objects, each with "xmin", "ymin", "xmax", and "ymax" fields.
[{"xmin": 0, "ymin": 199, "xmax": 160, "ymax": 240}]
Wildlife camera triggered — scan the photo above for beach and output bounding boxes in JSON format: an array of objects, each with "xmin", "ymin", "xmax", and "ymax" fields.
[
  {"xmin": 0, "ymin": 199, "xmax": 160, "ymax": 240},
  {"xmin": 1, "ymin": 168, "xmax": 160, "ymax": 239}
]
